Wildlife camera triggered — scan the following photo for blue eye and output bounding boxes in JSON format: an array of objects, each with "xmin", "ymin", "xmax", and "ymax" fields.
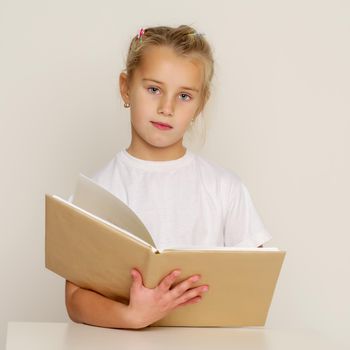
[{"xmin": 180, "ymin": 93, "xmax": 191, "ymax": 101}]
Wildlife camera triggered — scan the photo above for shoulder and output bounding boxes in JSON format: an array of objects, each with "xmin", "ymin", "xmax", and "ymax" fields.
[
  {"xmin": 67, "ymin": 153, "xmax": 119, "ymax": 202},
  {"xmin": 191, "ymin": 152, "xmax": 243, "ymax": 193},
  {"xmin": 90, "ymin": 151, "xmax": 122, "ymax": 188}
]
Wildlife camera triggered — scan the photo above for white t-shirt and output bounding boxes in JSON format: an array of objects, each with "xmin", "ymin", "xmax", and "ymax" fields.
[{"xmin": 76, "ymin": 148, "xmax": 271, "ymax": 250}]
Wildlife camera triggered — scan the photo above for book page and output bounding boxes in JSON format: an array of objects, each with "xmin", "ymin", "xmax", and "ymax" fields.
[
  {"xmin": 72, "ymin": 174, "xmax": 156, "ymax": 248},
  {"xmin": 52, "ymin": 195, "xmax": 156, "ymax": 251}
]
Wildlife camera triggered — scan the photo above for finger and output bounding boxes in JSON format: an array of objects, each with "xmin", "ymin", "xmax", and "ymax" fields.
[
  {"xmin": 169, "ymin": 274, "xmax": 201, "ymax": 298},
  {"xmin": 175, "ymin": 285, "xmax": 209, "ymax": 306},
  {"xmin": 157, "ymin": 269, "xmax": 181, "ymax": 292},
  {"xmin": 130, "ymin": 268, "xmax": 143, "ymax": 290},
  {"xmin": 177, "ymin": 296, "xmax": 202, "ymax": 308}
]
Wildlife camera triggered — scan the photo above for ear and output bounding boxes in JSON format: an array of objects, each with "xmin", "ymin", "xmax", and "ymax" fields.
[{"xmin": 119, "ymin": 72, "xmax": 130, "ymax": 104}]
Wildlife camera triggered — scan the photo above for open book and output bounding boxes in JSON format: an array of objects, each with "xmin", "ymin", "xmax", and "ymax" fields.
[{"xmin": 45, "ymin": 174, "xmax": 286, "ymax": 327}]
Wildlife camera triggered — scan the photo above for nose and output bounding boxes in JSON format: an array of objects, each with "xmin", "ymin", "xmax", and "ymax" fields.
[{"xmin": 157, "ymin": 95, "xmax": 174, "ymax": 117}]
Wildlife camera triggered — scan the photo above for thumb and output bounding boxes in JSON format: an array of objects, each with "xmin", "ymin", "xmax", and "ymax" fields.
[{"xmin": 130, "ymin": 268, "xmax": 143, "ymax": 289}]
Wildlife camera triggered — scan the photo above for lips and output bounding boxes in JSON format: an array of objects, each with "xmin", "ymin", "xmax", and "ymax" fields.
[{"xmin": 151, "ymin": 121, "xmax": 173, "ymax": 128}]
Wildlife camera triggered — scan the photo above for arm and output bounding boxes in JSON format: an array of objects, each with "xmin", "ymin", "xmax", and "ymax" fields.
[
  {"xmin": 65, "ymin": 268, "xmax": 209, "ymax": 329},
  {"xmin": 65, "ymin": 280, "xmax": 133, "ymax": 329}
]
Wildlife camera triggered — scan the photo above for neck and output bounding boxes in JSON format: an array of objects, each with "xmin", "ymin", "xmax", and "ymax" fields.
[{"xmin": 126, "ymin": 145, "xmax": 186, "ymax": 161}]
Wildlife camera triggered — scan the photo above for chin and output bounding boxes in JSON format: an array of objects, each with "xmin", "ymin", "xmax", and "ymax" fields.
[{"xmin": 147, "ymin": 139, "xmax": 180, "ymax": 149}]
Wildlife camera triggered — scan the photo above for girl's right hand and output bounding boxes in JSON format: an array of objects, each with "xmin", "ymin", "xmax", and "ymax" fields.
[{"xmin": 127, "ymin": 268, "xmax": 209, "ymax": 329}]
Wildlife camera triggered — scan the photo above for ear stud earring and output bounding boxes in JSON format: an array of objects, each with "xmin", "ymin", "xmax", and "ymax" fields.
[{"xmin": 124, "ymin": 102, "xmax": 130, "ymax": 108}]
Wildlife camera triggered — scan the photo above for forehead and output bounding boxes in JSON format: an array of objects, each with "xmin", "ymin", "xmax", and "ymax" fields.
[{"xmin": 135, "ymin": 46, "xmax": 203, "ymax": 89}]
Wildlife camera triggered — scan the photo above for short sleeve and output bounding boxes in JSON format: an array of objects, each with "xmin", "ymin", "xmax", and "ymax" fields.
[{"xmin": 223, "ymin": 182, "xmax": 272, "ymax": 247}]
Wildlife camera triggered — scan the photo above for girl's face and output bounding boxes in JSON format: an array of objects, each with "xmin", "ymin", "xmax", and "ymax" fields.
[{"xmin": 120, "ymin": 45, "xmax": 204, "ymax": 160}]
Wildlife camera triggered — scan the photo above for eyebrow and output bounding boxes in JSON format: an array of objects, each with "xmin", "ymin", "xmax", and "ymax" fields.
[{"xmin": 142, "ymin": 78, "xmax": 200, "ymax": 93}]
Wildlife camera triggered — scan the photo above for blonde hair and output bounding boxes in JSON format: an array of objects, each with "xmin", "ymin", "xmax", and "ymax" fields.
[{"xmin": 123, "ymin": 24, "xmax": 215, "ymax": 117}]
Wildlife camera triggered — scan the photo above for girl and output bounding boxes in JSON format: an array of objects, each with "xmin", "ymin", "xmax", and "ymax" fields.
[{"xmin": 65, "ymin": 25, "xmax": 272, "ymax": 329}]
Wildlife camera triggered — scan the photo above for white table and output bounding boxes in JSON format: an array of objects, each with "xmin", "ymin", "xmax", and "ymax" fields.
[{"xmin": 5, "ymin": 322, "xmax": 346, "ymax": 350}]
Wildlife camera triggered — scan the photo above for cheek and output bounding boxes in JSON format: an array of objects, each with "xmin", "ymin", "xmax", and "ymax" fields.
[
  {"xmin": 130, "ymin": 93, "xmax": 148, "ymax": 115},
  {"xmin": 130, "ymin": 87, "xmax": 148, "ymax": 104},
  {"xmin": 183, "ymin": 103, "xmax": 200, "ymax": 119}
]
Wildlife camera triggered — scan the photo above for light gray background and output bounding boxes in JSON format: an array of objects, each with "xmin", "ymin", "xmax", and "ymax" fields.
[{"xmin": 1, "ymin": 0, "xmax": 349, "ymax": 349}]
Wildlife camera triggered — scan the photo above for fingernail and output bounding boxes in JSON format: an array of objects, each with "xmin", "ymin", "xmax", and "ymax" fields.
[
  {"xmin": 191, "ymin": 275, "xmax": 200, "ymax": 282},
  {"xmin": 173, "ymin": 270, "xmax": 181, "ymax": 277},
  {"xmin": 202, "ymin": 286, "xmax": 209, "ymax": 292}
]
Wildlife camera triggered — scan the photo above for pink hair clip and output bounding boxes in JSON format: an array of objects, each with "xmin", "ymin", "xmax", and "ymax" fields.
[{"xmin": 137, "ymin": 27, "xmax": 145, "ymax": 43}]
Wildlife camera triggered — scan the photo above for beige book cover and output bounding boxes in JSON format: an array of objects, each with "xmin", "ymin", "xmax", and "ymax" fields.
[{"xmin": 45, "ymin": 174, "xmax": 286, "ymax": 327}]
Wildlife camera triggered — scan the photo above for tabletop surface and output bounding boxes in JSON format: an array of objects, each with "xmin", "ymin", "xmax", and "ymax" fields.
[{"xmin": 5, "ymin": 322, "xmax": 346, "ymax": 350}]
